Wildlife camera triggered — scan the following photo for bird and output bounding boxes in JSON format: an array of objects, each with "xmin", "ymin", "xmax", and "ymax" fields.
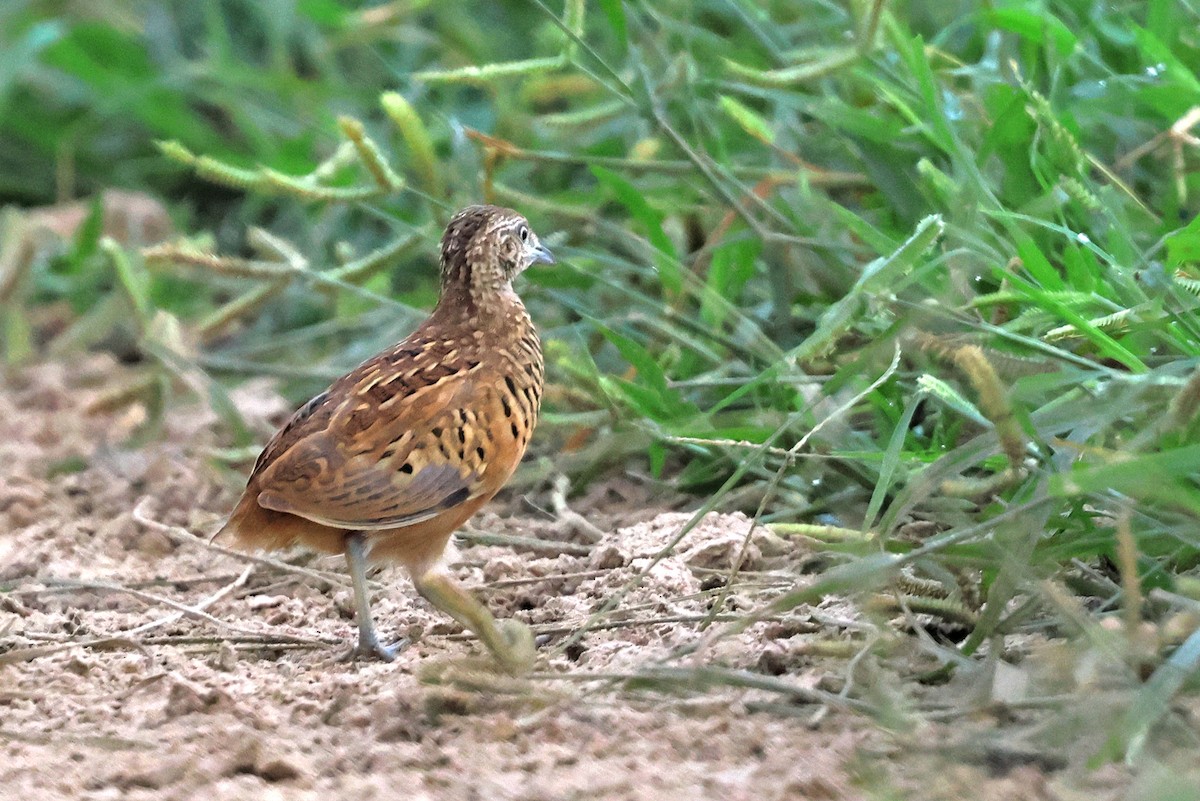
[{"xmin": 216, "ymin": 204, "xmax": 554, "ymax": 672}]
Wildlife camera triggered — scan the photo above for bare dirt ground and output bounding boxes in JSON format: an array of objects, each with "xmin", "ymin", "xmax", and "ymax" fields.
[{"xmin": 0, "ymin": 356, "xmax": 1177, "ymax": 800}]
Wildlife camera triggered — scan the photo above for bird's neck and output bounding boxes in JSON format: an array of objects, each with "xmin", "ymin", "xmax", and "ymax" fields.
[{"xmin": 432, "ymin": 283, "xmax": 533, "ymax": 342}]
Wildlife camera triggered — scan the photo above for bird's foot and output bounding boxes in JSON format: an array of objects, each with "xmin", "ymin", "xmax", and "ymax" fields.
[
  {"xmin": 410, "ymin": 570, "xmax": 537, "ymax": 674},
  {"xmin": 492, "ymin": 619, "xmax": 536, "ymax": 676},
  {"xmin": 337, "ymin": 633, "xmax": 408, "ymax": 663},
  {"xmin": 417, "ymin": 620, "xmax": 537, "ymax": 686}
]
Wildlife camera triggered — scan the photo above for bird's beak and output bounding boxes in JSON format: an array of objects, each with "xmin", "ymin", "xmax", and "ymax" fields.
[{"xmin": 531, "ymin": 243, "xmax": 556, "ymax": 265}]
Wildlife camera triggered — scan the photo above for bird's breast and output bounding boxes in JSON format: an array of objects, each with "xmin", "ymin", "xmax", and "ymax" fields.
[{"xmin": 475, "ymin": 332, "xmax": 542, "ymax": 481}]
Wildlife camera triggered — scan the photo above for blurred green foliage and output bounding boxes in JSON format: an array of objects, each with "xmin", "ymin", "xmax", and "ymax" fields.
[{"xmin": 3, "ymin": 0, "xmax": 1200, "ymax": 772}]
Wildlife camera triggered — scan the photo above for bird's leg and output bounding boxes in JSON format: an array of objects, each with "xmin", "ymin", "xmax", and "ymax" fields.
[
  {"xmin": 412, "ymin": 569, "xmax": 535, "ymax": 675},
  {"xmin": 339, "ymin": 531, "xmax": 403, "ymax": 662}
]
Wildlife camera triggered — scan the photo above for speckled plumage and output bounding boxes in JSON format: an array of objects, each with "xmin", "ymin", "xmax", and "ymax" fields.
[{"xmin": 218, "ymin": 205, "xmax": 552, "ymax": 670}]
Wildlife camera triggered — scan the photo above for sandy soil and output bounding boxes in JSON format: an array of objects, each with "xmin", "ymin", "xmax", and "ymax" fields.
[{"xmin": 0, "ymin": 356, "xmax": 1167, "ymax": 800}]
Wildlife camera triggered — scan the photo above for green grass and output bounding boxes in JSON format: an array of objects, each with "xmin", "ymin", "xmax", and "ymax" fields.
[{"xmin": 3, "ymin": 0, "xmax": 1200, "ymax": 784}]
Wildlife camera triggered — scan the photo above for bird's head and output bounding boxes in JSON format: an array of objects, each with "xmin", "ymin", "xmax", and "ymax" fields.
[{"xmin": 439, "ymin": 205, "xmax": 554, "ymax": 297}]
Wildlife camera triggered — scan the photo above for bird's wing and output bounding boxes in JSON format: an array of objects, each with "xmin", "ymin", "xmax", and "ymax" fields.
[
  {"xmin": 256, "ymin": 453, "xmax": 480, "ymax": 530},
  {"xmin": 247, "ymin": 329, "xmax": 494, "ymax": 530}
]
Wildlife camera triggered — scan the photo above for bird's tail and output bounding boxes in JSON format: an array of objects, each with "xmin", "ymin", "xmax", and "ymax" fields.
[{"xmin": 214, "ymin": 490, "xmax": 345, "ymax": 555}]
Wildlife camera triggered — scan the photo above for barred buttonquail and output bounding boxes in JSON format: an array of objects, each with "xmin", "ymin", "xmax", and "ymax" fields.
[{"xmin": 218, "ymin": 205, "xmax": 553, "ymax": 671}]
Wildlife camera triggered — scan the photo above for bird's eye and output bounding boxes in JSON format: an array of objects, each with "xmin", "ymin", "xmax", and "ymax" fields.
[{"xmin": 518, "ymin": 225, "xmax": 529, "ymax": 242}]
